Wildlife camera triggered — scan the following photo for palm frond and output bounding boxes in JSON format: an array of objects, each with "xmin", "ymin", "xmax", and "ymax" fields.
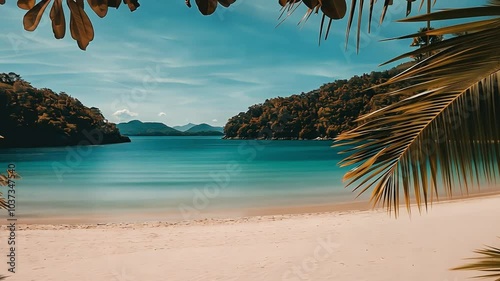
[
  {"xmin": 335, "ymin": 6, "xmax": 500, "ymax": 215},
  {"xmin": 453, "ymin": 244, "xmax": 500, "ymax": 281},
  {"xmin": 399, "ymin": 4, "xmax": 500, "ymax": 22},
  {"xmin": 342, "ymin": 0, "xmax": 435, "ymax": 50},
  {"xmin": 277, "ymin": 0, "xmax": 426, "ymax": 49}
]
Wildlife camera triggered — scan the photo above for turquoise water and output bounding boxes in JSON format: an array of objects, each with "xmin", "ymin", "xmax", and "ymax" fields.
[{"xmin": 0, "ymin": 136, "xmax": 363, "ymax": 219}]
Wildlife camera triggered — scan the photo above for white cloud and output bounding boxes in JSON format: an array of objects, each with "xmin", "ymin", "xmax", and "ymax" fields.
[
  {"xmin": 158, "ymin": 112, "xmax": 167, "ymax": 117},
  {"xmin": 212, "ymin": 119, "xmax": 218, "ymax": 123},
  {"xmin": 113, "ymin": 109, "xmax": 139, "ymax": 121}
]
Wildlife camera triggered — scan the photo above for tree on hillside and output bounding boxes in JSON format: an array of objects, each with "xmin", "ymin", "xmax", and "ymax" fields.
[
  {"xmin": 0, "ymin": 72, "xmax": 23, "ymax": 85},
  {"xmin": 0, "ymin": 73, "xmax": 129, "ymax": 148},
  {"xmin": 410, "ymin": 27, "xmax": 443, "ymax": 62},
  {"xmin": 410, "ymin": 27, "xmax": 443, "ymax": 47},
  {"xmin": 223, "ymin": 68, "xmax": 408, "ymax": 140}
]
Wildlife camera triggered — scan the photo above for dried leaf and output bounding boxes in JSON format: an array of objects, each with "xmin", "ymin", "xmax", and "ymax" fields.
[
  {"xmin": 106, "ymin": 0, "xmax": 120, "ymax": 8},
  {"xmin": 321, "ymin": 0, "xmax": 347, "ymax": 20},
  {"xmin": 217, "ymin": 0, "xmax": 235, "ymax": 8},
  {"xmin": 23, "ymin": 0, "xmax": 51, "ymax": 31},
  {"xmin": 67, "ymin": 0, "xmax": 94, "ymax": 50},
  {"xmin": 195, "ymin": 0, "xmax": 217, "ymax": 15},
  {"xmin": 123, "ymin": 0, "xmax": 139, "ymax": 11},
  {"xmin": 87, "ymin": 0, "xmax": 108, "ymax": 17},
  {"xmin": 50, "ymin": 0, "xmax": 66, "ymax": 39},
  {"xmin": 302, "ymin": 0, "xmax": 318, "ymax": 9},
  {"xmin": 18, "ymin": 0, "xmax": 35, "ymax": 10}
]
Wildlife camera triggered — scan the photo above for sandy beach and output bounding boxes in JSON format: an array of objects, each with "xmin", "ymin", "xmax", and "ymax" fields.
[{"xmin": 1, "ymin": 194, "xmax": 500, "ymax": 281}]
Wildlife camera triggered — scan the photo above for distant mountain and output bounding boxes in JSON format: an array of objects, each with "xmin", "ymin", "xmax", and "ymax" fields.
[
  {"xmin": 117, "ymin": 120, "xmax": 183, "ymax": 136},
  {"xmin": 117, "ymin": 120, "xmax": 224, "ymax": 136},
  {"xmin": 173, "ymin": 123, "xmax": 196, "ymax": 132},
  {"xmin": 186, "ymin": 123, "xmax": 224, "ymax": 133},
  {"xmin": 0, "ymin": 72, "xmax": 130, "ymax": 148}
]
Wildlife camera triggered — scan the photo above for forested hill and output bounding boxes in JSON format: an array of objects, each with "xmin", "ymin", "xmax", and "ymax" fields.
[
  {"xmin": 224, "ymin": 68, "xmax": 410, "ymax": 140},
  {"xmin": 0, "ymin": 73, "xmax": 130, "ymax": 148}
]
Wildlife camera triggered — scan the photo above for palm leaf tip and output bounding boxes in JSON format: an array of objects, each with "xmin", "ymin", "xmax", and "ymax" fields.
[{"xmin": 453, "ymin": 244, "xmax": 500, "ymax": 280}]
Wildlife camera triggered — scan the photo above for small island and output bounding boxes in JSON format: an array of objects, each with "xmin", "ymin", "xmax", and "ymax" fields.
[{"xmin": 0, "ymin": 73, "xmax": 130, "ymax": 148}]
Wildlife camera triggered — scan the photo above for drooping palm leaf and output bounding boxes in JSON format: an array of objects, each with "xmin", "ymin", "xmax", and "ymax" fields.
[
  {"xmin": 342, "ymin": 0, "xmax": 431, "ymax": 49},
  {"xmin": 336, "ymin": 2, "xmax": 500, "ymax": 215},
  {"xmin": 454, "ymin": 244, "xmax": 500, "ymax": 280},
  {"xmin": 398, "ymin": 4, "xmax": 500, "ymax": 22}
]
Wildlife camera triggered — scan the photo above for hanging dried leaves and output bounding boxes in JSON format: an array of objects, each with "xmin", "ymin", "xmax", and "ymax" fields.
[
  {"xmin": 0, "ymin": 0, "xmax": 431, "ymax": 50},
  {"xmin": 67, "ymin": 0, "xmax": 94, "ymax": 50},
  {"xmin": 0, "ymin": 0, "xmax": 141, "ymax": 50}
]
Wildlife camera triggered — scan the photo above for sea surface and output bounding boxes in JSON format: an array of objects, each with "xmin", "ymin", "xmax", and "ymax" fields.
[{"xmin": 0, "ymin": 136, "xmax": 368, "ymax": 219}]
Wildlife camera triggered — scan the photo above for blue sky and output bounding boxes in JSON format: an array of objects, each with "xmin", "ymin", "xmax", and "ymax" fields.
[{"xmin": 0, "ymin": 0, "xmax": 477, "ymax": 126}]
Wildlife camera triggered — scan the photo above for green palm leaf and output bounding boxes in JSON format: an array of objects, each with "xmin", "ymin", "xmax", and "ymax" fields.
[{"xmin": 336, "ymin": 4, "xmax": 500, "ymax": 215}]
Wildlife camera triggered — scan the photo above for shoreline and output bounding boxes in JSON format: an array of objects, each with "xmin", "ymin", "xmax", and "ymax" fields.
[
  {"xmin": 9, "ymin": 189, "xmax": 500, "ymax": 227},
  {"xmin": 0, "ymin": 134, "xmax": 131, "ymax": 149}
]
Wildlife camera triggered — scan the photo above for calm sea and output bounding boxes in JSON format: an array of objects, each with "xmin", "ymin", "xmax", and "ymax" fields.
[{"xmin": 0, "ymin": 136, "xmax": 366, "ymax": 219}]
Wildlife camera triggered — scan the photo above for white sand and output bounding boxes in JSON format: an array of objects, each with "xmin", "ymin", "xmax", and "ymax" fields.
[{"xmin": 2, "ymin": 195, "xmax": 500, "ymax": 281}]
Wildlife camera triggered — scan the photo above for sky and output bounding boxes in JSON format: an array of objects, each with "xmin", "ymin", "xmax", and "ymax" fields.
[{"xmin": 0, "ymin": 0, "xmax": 478, "ymax": 126}]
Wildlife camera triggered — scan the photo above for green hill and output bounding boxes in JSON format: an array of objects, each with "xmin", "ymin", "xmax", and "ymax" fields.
[
  {"xmin": 0, "ymin": 73, "xmax": 130, "ymax": 148},
  {"xmin": 186, "ymin": 123, "xmax": 224, "ymax": 134},
  {"xmin": 117, "ymin": 120, "xmax": 224, "ymax": 136},
  {"xmin": 117, "ymin": 120, "xmax": 184, "ymax": 136},
  {"xmin": 223, "ymin": 68, "xmax": 410, "ymax": 140},
  {"xmin": 173, "ymin": 123, "xmax": 196, "ymax": 132}
]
